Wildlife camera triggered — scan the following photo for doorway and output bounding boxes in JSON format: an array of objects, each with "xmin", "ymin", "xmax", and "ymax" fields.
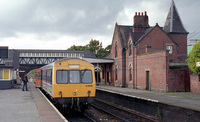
[{"xmin": 146, "ymin": 71, "xmax": 150, "ymax": 90}]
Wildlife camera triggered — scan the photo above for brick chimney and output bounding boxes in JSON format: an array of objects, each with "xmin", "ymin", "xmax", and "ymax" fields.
[{"xmin": 133, "ymin": 11, "xmax": 149, "ymax": 33}]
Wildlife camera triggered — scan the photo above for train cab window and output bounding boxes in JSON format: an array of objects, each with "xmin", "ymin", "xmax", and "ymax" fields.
[
  {"xmin": 56, "ymin": 70, "xmax": 68, "ymax": 84},
  {"xmin": 69, "ymin": 71, "xmax": 80, "ymax": 84},
  {"xmin": 81, "ymin": 70, "xmax": 93, "ymax": 83}
]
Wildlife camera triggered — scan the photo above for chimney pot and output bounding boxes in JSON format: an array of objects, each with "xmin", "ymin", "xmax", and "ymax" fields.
[
  {"xmin": 138, "ymin": 12, "xmax": 140, "ymax": 16},
  {"xmin": 135, "ymin": 12, "xmax": 137, "ymax": 16},
  {"xmin": 145, "ymin": 11, "xmax": 147, "ymax": 15},
  {"xmin": 142, "ymin": 12, "xmax": 143, "ymax": 16}
]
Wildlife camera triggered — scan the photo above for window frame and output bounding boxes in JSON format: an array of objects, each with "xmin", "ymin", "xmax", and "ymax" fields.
[
  {"xmin": 115, "ymin": 42, "xmax": 118, "ymax": 57},
  {"xmin": 129, "ymin": 44, "xmax": 132, "ymax": 56},
  {"xmin": 166, "ymin": 45, "xmax": 173, "ymax": 54},
  {"xmin": 56, "ymin": 69, "xmax": 93, "ymax": 84},
  {"xmin": 81, "ymin": 70, "xmax": 93, "ymax": 84},
  {"xmin": 56, "ymin": 70, "xmax": 69, "ymax": 84}
]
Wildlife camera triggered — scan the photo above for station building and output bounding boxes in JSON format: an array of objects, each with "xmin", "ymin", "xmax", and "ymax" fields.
[
  {"xmin": 104, "ymin": 0, "xmax": 190, "ymax": 92},
  {"xmin": 0, "ymin": 46, "xmax": 17, "ymax": 89}
]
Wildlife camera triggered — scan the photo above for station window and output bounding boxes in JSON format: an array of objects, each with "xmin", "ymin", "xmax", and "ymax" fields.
[
  {"xmin": 25, "ymin": 53, "xmax": 28, "ymax": 57},
  {"xmin": 115, "ymin": 43, "xmax": 118, "ymax": 57},
  {"xmin": 130, "ymin": 68, "xmax": 132, "ymax": 81},
  {"xmin": 166, "ymin": 45, "xmax": 173, "ymax": 54},
  {"xmin": 51, "ymin": 53, "xmax": 55, "ymax": 57},
  {"xmin": 60, "ymin": 53, "xmax": 63, "ymax": 57},
  {"xmin": 32, "ymin": 53, "xmax": 35, "ymax": 57},
  {"xmin": 20, "ymin": 53, "xmax": 24, "ymax": 57},
  {"xmin": 44, "ymin": 53, "xmax": 47, "ymax": 57},
  {"xmin": 129, "ymin": 44, "xmax": 132, "ymax": 56},
  {"xmin": 47, "ymin": 53, "xmax": 51, "ymax": 57}
]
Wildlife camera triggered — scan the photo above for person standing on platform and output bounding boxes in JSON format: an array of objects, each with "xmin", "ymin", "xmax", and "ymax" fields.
[{"xmin": 22, "ymin": 74, "xmax": 28, "ymax": 91}]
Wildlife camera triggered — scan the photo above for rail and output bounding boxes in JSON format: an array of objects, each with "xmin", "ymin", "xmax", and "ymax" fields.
[{"xmin": 91, "ymin": 98, "xmax": 159, "ymax": 122}]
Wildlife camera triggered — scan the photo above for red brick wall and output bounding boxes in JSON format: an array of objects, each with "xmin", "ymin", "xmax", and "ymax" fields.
[
  {"xmin": 110, "ymin": 26, "xmax": 124, "ymax": 87},
  {"xmin": 126, "ymin": 38, "xmax": 134, "ymax": 87},
  {"xmin": 126, "ymin": 55, "xmax": 133, "ymax": 87},
  {"xmin": 168, "ymin": 67, "xmax": 190, "ymax": 91},
  {"xmin": 168, "ymin": 34, "xmax": 187, "ymax": 60},
  {"xmin": 136, "ymin": 26, "xmax": 177, "ymax": 56},
  {"xmin": 190, "ymin": 74, "xmax": 200, "ymax": 93},
  {"xmin": 135, "ymin": 51, "xmax": 167, "ymax": 91}
]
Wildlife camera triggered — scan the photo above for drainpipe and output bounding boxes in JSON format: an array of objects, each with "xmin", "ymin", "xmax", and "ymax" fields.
[
  {"xmin": 97, "ymin": 63, "xmax": 99, "ymax": 85},
  {"xmin": 132, "ymin": 44, "xmax": 135, "ymax": 88},
  {"xmin": 122, "ymin": 47, "xmax": 126, "ymax": 87},
  {"xmin": 166, "ymin": 52, "xmax": 168, "ymax": 92}
]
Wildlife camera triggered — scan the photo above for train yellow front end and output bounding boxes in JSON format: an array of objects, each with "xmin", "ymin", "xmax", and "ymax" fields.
[
  {"xmin": 39, "ymin": 58, "xmax": 96, "ymax": 112},
  {"xmin": 53, "ymin": 59, "xmax": 96, "ymax": 103}
]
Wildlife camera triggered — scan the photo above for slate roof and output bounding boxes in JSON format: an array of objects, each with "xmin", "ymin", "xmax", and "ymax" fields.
[
  {"xmin": 117, "ymin": 25, "xmax": 132, "ymax": 48},
  {"xmin": 163, "ymin": 0, "xmax": 188, "ymax": 34},
  {"xmin": 116, "ymin": 24, "xmax": 151, "ymax": 47}
]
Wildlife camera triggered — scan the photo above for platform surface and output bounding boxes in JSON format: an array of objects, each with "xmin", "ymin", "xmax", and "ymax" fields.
[
  {"xmin": 0, "ymin": 82, "xmax": 66, "ymax": 122},
  {"xmin": 97, "ymin": 84, "xmax": 200, "ymax": 112}
]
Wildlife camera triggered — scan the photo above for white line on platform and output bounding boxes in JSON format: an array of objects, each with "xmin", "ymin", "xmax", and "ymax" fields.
[
  {"xmin": 97, "ymin": 88, "xmax": 159, "ymax": 103},
  {"xmin": 38, "ymin": 88, "xmax": 68, "ymax": 122}
]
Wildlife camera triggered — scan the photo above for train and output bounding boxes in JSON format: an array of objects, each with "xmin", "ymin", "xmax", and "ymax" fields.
[{"xmin": 35, "ymin": 58, "xmax": 96, "ymax": 112}]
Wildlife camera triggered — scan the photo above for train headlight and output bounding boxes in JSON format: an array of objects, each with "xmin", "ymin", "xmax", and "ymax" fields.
[
  {"xmin": 59, "ymin": 91, "xmax": 62, "ymax": 97},
  {"xmin": 88, "ymin": 90, "xmax": 91, "ymax": 97}
]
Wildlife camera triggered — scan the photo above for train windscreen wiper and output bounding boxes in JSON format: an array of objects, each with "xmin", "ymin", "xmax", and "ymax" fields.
[{"xmin": 81, "ymin": 69, "xmax": 88, "ymax": 76}]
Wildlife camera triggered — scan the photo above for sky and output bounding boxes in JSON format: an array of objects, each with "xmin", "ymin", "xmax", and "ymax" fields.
[{"xmin": 0, "ymin": 0, "xmax": 199, "ymax": 50}]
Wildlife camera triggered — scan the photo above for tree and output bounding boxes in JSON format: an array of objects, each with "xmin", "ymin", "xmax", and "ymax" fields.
[
  {"xmin": 186, "ymin": 42, "xmax": 200, "ymax": 75},
  {"xmin": 67, "ymin": 45, "xmax": 88, "ymax": 51},
  {"xmin": 67, "ymin": 39, "xmax": 111, "ymax": 58}
]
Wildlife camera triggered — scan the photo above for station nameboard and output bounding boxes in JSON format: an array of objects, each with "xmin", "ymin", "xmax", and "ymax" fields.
[{"xmin": 196, "ymin": 62, "xmax": 200, "ymax": 67}]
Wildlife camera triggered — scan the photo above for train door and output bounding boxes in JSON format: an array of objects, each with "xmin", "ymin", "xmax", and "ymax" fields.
[
  {"xmin": 35, "ymin": 69, "xmax": 42, "ymax": 88},
  {"xmin": 146, "ymin": 71, "xmax": 150, "ymax": 90}
]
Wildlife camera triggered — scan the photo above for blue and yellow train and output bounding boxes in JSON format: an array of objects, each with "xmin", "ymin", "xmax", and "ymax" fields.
[{"xmin": 35, "ymin": 58, "xmax": 96, "ymax": 112}]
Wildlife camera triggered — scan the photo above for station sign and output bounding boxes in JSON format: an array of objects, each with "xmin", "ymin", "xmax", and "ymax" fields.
[{"xmin": 196, "ymin": 62, "xmax": 200, "ymax": 67}]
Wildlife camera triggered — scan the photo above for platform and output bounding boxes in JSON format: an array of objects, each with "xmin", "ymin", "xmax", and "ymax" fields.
[
  {"xmin": 96, "ymin": 85, "xmax": 200, "ymax": 112},
  {"xmin": 0, "ymin": 82, "xmax": 67, "ymax": 122}
]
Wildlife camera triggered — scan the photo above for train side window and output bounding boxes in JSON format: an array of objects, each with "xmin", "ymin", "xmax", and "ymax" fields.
[
  {"xmin": 56, "ymin": 70, "xmax": 68, "ymax": 84},
  {"xmin": 37, "ymin": 72, "xmax": 40, "ymax": 80},
  {"xmin": 81, "ymin": 70, "xmax": 93, "ymax": 83},
  {"xmin": 69, "ymin": 70, "xmax": 80, "ymax": 84},
  {"xmin": 47, "ymin": 69, "xmax": 52, "ymax": 84}
]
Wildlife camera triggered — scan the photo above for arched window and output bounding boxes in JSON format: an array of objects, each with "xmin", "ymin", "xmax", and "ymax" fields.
[
  {"xmin": 129, "ymin": 41, "xmax": 132, "ymax": 56},
  {"xmin": 115, "ymin": 42, "xmax": 118, "ymax": 57},
  {"xmin": 129, "ymin": 64, "xmax": 132, "ymax": 81},
  {"xmin": 115, "ymin": 65, "xmax": 118, "ymax": 81}
]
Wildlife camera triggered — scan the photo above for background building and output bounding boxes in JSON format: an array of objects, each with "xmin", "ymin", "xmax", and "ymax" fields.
[{"xmin": 108, "ymin": 0, "xmax": 190, "ymax": 92}]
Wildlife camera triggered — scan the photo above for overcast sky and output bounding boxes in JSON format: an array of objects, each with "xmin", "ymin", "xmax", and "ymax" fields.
[{"xmin": 0, "ymin": 0, "xmax": 199, "ymax": 50}]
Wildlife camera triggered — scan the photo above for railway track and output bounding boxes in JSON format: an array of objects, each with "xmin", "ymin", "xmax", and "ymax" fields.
[
  {"xmin": 88, "ymin": 98, "xmax": 159, "ymax": 122},
  {"xmin": 39, "ymin": 88, "xmax": 95, "ymax": 122}
]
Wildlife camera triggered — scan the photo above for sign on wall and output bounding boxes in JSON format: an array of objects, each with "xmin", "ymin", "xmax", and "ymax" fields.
[{"xmin": 196, "ymin": 62, "xmax": 200, "ymax": 67}]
